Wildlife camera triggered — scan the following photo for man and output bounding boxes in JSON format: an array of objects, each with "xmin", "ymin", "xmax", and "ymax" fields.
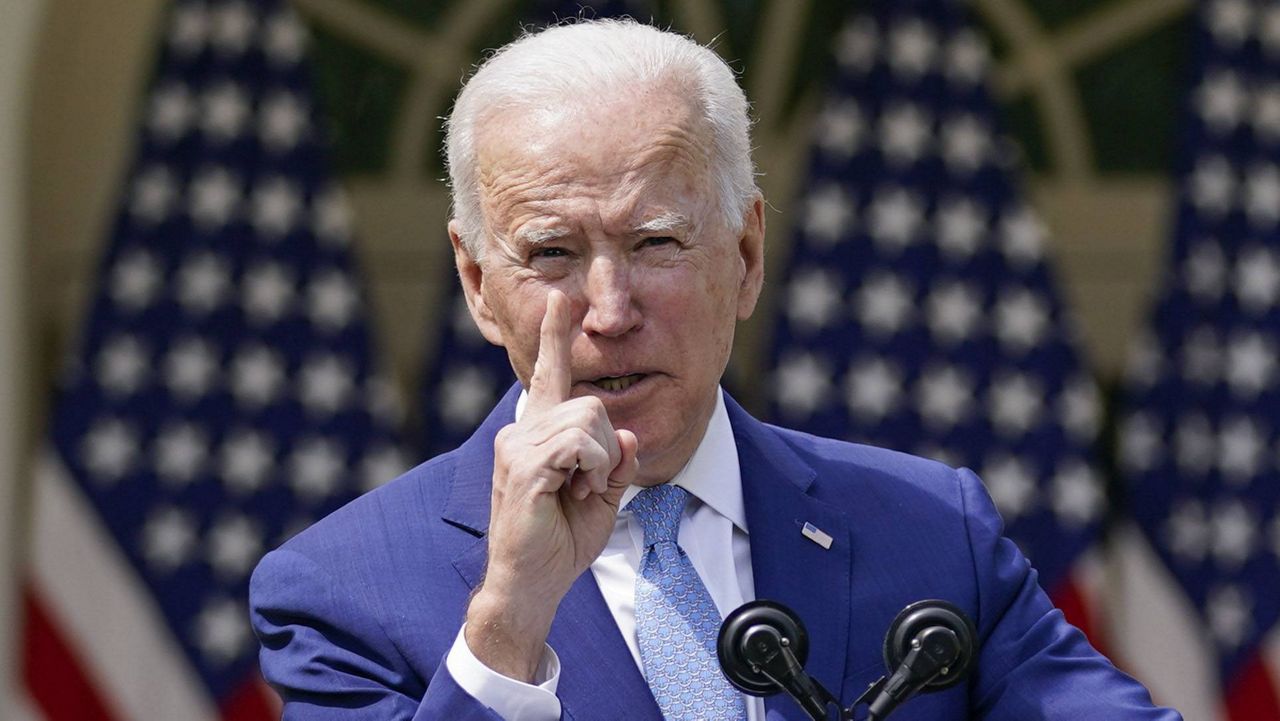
[{"xmin": 250, "ymin": 19, "xmax": 1180, "ymax": 720}]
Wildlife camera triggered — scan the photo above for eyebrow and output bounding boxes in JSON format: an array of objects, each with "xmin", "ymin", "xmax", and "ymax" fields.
[
  {"xmin": 634, "ymin": 212, "xmax": 690, "ymax": 235},
  {"xmin": 514, "ymin": 227, "xmax": 571, "ymax": 245}
]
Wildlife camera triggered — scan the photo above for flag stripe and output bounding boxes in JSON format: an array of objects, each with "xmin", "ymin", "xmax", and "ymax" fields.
[
  {"xmin": 29, "ymin": 454, "xmax": 218, "ymax": 721},
  {"xmin": 21, "ymin": 588, "xmax": 119, "ymax": 721},
  {"xmin": 1226, "ymin": 652, "xmax": 1280, "ymax": 721},
  {"xmin": 220, "ymin": 675, "xmax": 280, "ymax": 721}
]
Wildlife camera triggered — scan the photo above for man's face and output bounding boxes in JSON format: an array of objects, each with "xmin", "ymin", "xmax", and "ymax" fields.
[{"xmin": 450, "ymin": 85, "xmax": 765, "ymax": 485}]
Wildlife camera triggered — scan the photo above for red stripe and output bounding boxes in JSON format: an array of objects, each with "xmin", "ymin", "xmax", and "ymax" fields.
[
  {"xmin": 220, "ymin": 671, "xmax": 280, "ymax": 721},
  {"xmin": 22, "ymin": 585, "xmax": 120, "ymax": 721},
  {"xmin": 1225, "ymin": 651, "xmax": 1280, "ymax": 721},
  {"xmin": 1050, "ymin": 574, "xmax": 1111, "ymax": 659}
]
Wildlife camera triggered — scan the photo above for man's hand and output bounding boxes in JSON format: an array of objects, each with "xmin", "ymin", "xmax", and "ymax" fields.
[{"xmin": 465, "ymin": 289, "xmax": 639, "ymax": 682}]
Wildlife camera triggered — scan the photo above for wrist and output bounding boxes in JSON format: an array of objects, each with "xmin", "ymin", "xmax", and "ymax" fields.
[{"xmin": 465, "ymin": 585, "xmax": 558, "ymax": 683}]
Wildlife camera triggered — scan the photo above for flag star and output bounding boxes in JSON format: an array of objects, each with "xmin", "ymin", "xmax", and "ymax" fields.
[
  {"xmin": 110, "ymin": 249, "xmax": 164, "ymax": 312},
  {"xmin": 288, "ymin": 436, "xmax": 346, "ymax": 503},
  {"xmin": 814, "ymin": 99, "xmax": 863, "ymax": 159},
  {"xmin": 194, "ymin": 597, "xmax": 254, "ymax": 666},
  {"xmin": 855, "ymin": 272, "xmax": 914, "ymax": 336},
  {"xmin": 206, "ymin": 513, "xmax": 263, "ymax": 580},
  {"xmin": 993, "ymin": 288, "xmax": 1048, "ymax": 353},
  {"xmin": 230, "ymin": 345, "xmax": 285, "ymax": 408},
  {"xmin": 844, "ymin": 356, "xmax": 902, "ymax": 422},
  {"xmin": 981, "ymin": 454, "xmax": 1037, "ymax": 520},
  {"xmin": 1245, "ymin": 164, "xmax": 1280, "ymax": 228},
  {"xmin": 1175, "ymin": 413, "xmax": 1215, "ymax": 477},
  {"xmin": 1217, "ymin": 415, "xmax": 1266, "ymax": 484},
  {"xmin": 867, "ymin": 187, "xmax": 924, "ymax": 252},
  {"xmin": 916, "ymin": 364, "xmax": 973, "ymax": 430},
  {"xmin": 148, "ymin": 83, "xmax": 195, "ymax": 143},
  {"xmin": 188, "ymin": 166, "xmax": 242, "ymax": 230},
  {"xmin": 999, "ymin": 207, "xmax": 1046, "ymax": 268},
  {"xmin": 1196, "ymin": 68, "xmax": 1249, "ymax": 135},
  {"xmin": 1166, "ymin": 500, "xmax": 1209, "ymax": 563},
  {"xmin": 360, "ymin": 444, "xmax": 408, "ymax": 492},
  {"xmin": 153, "ymin": 423, "xmax": 209, "ymax": 486},
  {"xmin": 1188, "ymin": 155, "xmax": 1236, "ymax": 217},
  {"xmin": 988, "ymin": 373, "xmax": 1043, "ymax": 437},
  {"xmin": 1058, "ymin": 376, "xmax": 1100, "ymax": 442},
  {"xmin": 176, "ymin": 253, "xmax": 231, "ymax": 316},
  {"xmin": 936, "ymin": 196, "xmax": 987, "ymax": 260},
  {"xmin": 165, "ymin": 336, "xmax": 219, "ymax": 401},
  {"xmin": 96, "ymin": 335, "xmax": 150, "ymax": 397},
  {"xmin": 1206, "ymin": 585, "xmax": 1253, "ymax": 650},
  {"xmin": 210, "ymin": 1, "xmax": 256, "ymax": 56},
  {"xmin": 1184, "ymin": 238, "xmax": 1226, "ymax": 301},
  {"xmin": 1211, "ymin": 500, "xmax": 1258, "ymax": 569},
  {"xmin": 786, "ymin": 268, "xmax": 844, "ymax": 333},
  {"xmin": 264, "ymin": 9, "xmax": 308, "ymax": 65},
  {"xmin": 250, "ymin": 177, "xmax": 303, "ymax": 237},
  {"xmin": 1236, "ymin": 245, "xmax": 1280, "ymax": 312},
  {"xmin": 1181, "ymin": 326, "xmax": 1222, "ymax": 385},
  {"xmin": 168, "ymin": 2, "xmax": 209, "ymax": 57},
  {"xmin": 259, "ymin": 91, "xmax": 309, "ymax": 152},
  {"xmin": 887, "ymin": 19, "xmax": 935, "ymax": 80},
  {"xmin": 313, "ymin": 186, "xmax": 353, "ymax": 246},
  {"xmin": 80, "ymin": 418, "xmax": 140, "ymax": 483},
  {"xmin": 1224, "ymin": 332, "xmax": 1275, "ymax": 398},
  {"xmin": 941, "ymin": 114, "xmax": 990, "ymax": 174},
  {"xmin": 130, "ymin": 165, "xmax": 177, "ymax": 224},
  {"xmin": 1253, "ymin": 84, "xmax": 1280, "ymax": 142},
  {"xmin": 834, "ymin": 17, "xmax": 878, "ymax": 74},
  {"xmin": 878, "ymin": 103, "xmax": 931, "ymax": 166},
  {"xmin": 440, "ymin": 365, "xmax": 499, "ymax": 430},
  {"xmin": 200, "ymin": 81, "xmax": 251, "ymax": 143},
  {"xmin": 298, "ymin": 354, "xmax": 355, "ymax": 417},
  {"xmin": 1124, "ymin": 332, "xmax": 1164, "ymax": 389},
  {"xmin": 1052, "ymin": 461, "xmax": 1103, "ymax": 528},
  {"xmin": 1263, "ymin": 6, "xmax": 1280, "ymax": 55},
  {"xmin": 926, "ymin": 281, "xmax": 981, "ymax": 345},
  {"xmin": 140, "ymin": 506, "xmax": 197, "ymax": 572},
  {"xmin": 1119, "ymin": 412, "xmax": 1163, "ymax": 473},
  {"xmin": 802, "ymin": 183, "xmax": 855, "ymax": 246},
  {"xmin": 308, "ymin": 270, "xmax": 360, "ymax": 332},
  {"xmin": 774, "ymin": 352, "xmax": 833, "ymax": 420},
  {"xmin": 915, "ymin": 444, "xmax": 960, "ymax": 468},
  {"xmin": 242, "ymin": 261, "xmax": 294, "ymax": 324},
  {"xmin": 451, "ymin": 294, "xmax": 488, "ymax": 346},
  {"xmin": 945, "ymin": 29, "xmax": 987, "ymax": 86},
  {"xmin": 219, "ymin": 428, "xmax": 276, "ymax": 495},
  {"xmin": 365, "ymin": 375, "xmax": 405, "ymax": 426},
  {"xmin": 1207, "ymin": 0, "xmax": 1252, "ymax": 48},
  {"xmin": 1270, "ymin": 515, "xmax": 1280, "ymax": 562}
]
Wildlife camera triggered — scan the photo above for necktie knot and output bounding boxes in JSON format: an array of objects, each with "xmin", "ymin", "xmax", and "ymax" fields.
[{"xmin": 629, "ymin": 484, "xmax": 687, "ymax": 548}]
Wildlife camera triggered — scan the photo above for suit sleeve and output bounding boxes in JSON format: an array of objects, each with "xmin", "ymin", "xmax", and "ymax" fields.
[
  {"xmin": 249, "ymin": 546, "xmax": 507, "ymax": 720},
  {"xmin": 955, "ymin": 468, "xmax": 1183, "ymax": 721}
]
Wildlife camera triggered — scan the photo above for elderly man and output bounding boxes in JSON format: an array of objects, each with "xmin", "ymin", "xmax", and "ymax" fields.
[{"xmin": 250, "ymin": 19, "xmax": 1179, "ymax": 721}]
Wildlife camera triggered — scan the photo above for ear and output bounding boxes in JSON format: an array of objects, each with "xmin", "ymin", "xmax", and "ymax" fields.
[
  {"xmin": 449, "ymin": 219, "xmax": 505, "ymax": 346},
  {"xmin": 735, "ymin": 193, "xmax": 766, "ymax": 320}
]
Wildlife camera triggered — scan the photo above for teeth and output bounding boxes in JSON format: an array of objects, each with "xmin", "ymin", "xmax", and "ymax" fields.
[{"xmin": 596, "ymin": 374, "xmax": 641, "ymax": 392}]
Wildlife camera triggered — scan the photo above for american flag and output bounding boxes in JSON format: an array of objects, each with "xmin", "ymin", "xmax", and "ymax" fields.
[
  {"xmin": 764, "ymin": 0, "xmax": 1109, "ymax": 640},
  {"xmin": 418, "ymin": 0, "xmax": 652, "ymax": 457},
  {"xmin": 1116, "ymin": 0, "xmax": 1280, "ymax": 718},
  {"xmin": 21, "ymin": 0, "xmax": 405, "ymax": 718}
]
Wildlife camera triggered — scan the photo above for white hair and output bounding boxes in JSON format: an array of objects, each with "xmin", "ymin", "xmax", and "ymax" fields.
[{"xmin": 443, "ymin": 18, "xmax": 758, "ymax": 257}]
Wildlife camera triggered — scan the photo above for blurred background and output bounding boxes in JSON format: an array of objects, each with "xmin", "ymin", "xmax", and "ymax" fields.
[{"xmin": 3, "ymin": 0, "xmax": 1277, "ymax": 719}]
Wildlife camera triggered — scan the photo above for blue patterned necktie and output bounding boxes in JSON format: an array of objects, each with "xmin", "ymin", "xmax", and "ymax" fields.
[{"xmin": 629, "ymin": 484, "xmax": 746, "ymax": 720}]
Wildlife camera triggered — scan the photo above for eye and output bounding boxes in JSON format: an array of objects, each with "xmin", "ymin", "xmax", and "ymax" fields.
[
  {"xmin": 530, "ymin": 246, "xmax": 570, "ymax": 260},
  {"xmin": 640, "ymin": 236, "xmax": 677, "ymax": 248}
]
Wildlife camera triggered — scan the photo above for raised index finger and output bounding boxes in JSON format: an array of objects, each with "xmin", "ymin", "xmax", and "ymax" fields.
[{"xmin": 527, "ymin": 289, "xmax": 573, "ymax": 412}]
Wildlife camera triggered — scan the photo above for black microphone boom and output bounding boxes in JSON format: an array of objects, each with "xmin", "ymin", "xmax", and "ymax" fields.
[{"xmin": 862, "ymin": 600, "xmax": 978, "ymax": 720}]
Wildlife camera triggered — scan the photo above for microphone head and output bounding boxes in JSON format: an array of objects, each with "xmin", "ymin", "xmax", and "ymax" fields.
[
  {"xmin": 882, "ymin": 599, "xmax": 977, "ymax": 692},
  {"xmin": 717, "ymin": 599, "xmax": 811, "ymax": 696}
]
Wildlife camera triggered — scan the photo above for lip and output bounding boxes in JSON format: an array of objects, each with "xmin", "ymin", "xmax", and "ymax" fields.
[{"xmin": 575, "ymin": 372, "xmax": 656, "ymax": 397}]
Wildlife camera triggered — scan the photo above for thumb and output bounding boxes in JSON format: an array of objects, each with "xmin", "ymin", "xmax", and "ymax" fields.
[{"xmin": 606, "ymin": 429, "xmax": 639, "ymax": 503}]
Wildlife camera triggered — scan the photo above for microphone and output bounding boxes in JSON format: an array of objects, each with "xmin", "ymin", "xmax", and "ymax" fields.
[
  {"xmin": 862, "ymin": 600, "xmax": 977, "ymax": 720},
  {"xmin": 717, "ymin": 600, "xmax": 839, "ymax": 720}
]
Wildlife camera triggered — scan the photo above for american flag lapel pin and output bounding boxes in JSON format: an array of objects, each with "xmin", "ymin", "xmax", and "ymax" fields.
[{"xmin": 801, "ymin": 522, "xmax": 833, "ymax": 550}]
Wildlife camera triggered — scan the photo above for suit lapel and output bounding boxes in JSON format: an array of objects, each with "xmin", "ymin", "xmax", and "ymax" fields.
[
  {"xmin": 442, "ymin": 384, "xmax": 662, "ymax": 720},
  {"xmin": 726, "ymin": 395, "xmax": 853, "ymax": 718}
]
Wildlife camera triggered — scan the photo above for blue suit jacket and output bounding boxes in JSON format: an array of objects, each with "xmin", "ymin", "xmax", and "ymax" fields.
[{"xmin": 250, "ymin": 386, "xmax": 1180, "ymax": 720}]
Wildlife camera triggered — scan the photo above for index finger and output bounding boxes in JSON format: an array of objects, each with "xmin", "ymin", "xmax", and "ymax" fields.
[{"xmin": 526, "ymin": 289, "xmax": 573, "ymax": 412}]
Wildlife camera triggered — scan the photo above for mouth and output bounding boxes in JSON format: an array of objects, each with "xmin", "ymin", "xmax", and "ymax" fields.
[{"xmin": 589, "ymin": 373, "xmax": 647, "ymax": 392}]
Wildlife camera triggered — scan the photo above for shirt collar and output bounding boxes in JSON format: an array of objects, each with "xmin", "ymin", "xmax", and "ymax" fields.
[{"xmin": 514, "ymin": 388, "xmax": 747, "ymax": 534}]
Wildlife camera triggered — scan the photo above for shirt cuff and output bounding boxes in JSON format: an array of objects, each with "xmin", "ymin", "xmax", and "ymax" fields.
[{"xmin": 445, "ymin": 623, "xmax": 562, "ymax": 721}]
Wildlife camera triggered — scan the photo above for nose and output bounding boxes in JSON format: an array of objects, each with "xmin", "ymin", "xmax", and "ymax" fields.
[{"xmin": 580, "ymin": 255, "xmax": 642, "ymax": 337}]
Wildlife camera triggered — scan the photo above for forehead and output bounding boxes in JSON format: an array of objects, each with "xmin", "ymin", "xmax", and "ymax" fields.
[{"xmin": 473, "ymin": 87, "xmax": 715, "ymax": 231}]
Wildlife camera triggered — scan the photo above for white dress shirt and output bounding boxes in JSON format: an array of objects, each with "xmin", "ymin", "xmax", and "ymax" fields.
[{"xmin": 446, "ymin": 389, "xmax": 765, "ymax": 720}]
